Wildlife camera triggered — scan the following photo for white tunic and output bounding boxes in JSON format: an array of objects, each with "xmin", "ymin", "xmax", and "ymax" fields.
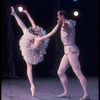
[{"xmin": 60, "ymin": 20, "xmax": 79, "ymax": 54}]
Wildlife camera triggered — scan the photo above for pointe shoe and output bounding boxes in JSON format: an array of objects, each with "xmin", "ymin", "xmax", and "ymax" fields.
[
  {"xmin": 11, "ymin": 6, "xmax": 16, "ymax": 16},
  {"xmin": 57, "ymin": 93, "xmax": 71, "ymax": 98},
  {"xmin": 30, "ymin": 86, "xmax": 35, "ymax": 96},
  {"xmin": 79, "ymin": 95, "xmax": 91, "ymax": 100}
]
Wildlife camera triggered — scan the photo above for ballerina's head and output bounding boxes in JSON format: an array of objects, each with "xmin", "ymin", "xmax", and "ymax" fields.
[{"xmin": 29, "ymin": 26, "xmax": 44, "ymax": 36}]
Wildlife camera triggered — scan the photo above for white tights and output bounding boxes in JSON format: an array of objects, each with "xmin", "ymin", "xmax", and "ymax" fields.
[
  {"xmin": 57, "ymin": 52, "xmax": 89, "ymax": 96},
  {"xmin": 26, "ymin": 62, "xmax": 34, "ymax": 87},
  {"xmin": 13, "ymin": 14, "xmax": 27, "ymax": 34}
]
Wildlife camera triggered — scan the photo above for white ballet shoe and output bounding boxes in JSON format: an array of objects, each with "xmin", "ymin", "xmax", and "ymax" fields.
[
  {"xmin": 30, "ymin": 86, "xmax": 35, "ymax": 96},
  {"xmin": 57, "ymin": 92, "xmax": 71, "ymax": 98},
  {"xmin": 11, "ymin": 6, "xmax": 16, "ymax": 16},
  {"xmin": 79, "ymin": 95, "xmax": 91, "ymax": 100}
]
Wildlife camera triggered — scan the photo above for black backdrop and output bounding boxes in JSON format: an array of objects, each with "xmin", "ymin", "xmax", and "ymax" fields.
[{"xmin": 1, "ymin": 0, "xmax": 99, "ymax": 78}]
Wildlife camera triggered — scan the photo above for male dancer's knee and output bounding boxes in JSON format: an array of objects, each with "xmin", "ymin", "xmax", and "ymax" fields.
[{"xmin": 57, "ymin": 69, "xmax": 65, "ymax": 77}]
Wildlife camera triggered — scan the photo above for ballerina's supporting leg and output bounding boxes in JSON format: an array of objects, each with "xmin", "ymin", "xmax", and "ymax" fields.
[{"xmin": 26, "ymin": 62, "xmax": 35, "ymax": 96}]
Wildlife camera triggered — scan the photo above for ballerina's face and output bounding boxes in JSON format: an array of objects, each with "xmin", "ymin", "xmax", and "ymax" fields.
[
  {"xmin": 34, "ymin": 26, "xmax": 42, "ymax": 35},
  {"xmin": 30, "ymin": 26, "xmax": 42, "ymax": 36}
]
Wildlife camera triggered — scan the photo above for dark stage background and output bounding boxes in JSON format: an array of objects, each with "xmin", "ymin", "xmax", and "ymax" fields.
[{"xmin": 1, "ymin": 0, "xmax": 99, "ymax": 78}]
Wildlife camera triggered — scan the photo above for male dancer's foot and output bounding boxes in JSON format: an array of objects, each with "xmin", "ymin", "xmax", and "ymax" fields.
[
  {"xmin": 57, "ymin": 92, "xmax": 71, "ymax": 98},
  {"xmin": 79, "ymin": 95, "xmax": 91, "ymax": 100}
]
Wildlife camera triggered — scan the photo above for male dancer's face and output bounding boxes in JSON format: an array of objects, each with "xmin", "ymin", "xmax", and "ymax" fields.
[
  {"xmin": 57, "ymin": 12, "xmax": 63, "ymax": 24},
  {"xmin": 57, "ymin": 12, "xmax": 61, "ymax": 19}
]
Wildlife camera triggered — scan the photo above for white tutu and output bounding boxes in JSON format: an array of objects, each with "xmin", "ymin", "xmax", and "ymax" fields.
[{"xmin": 19, "ymin": 28, "xmax": 50, "ymax": 65}]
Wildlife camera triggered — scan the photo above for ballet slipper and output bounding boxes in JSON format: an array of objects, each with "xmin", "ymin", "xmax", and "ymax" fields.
[
  {"xmin": 11, "ymin": 6, "xmax": 16, "ymax": 16},
  {"xmin": 30, "ymin": 86, "xmax": 35, "ymax": 96}
]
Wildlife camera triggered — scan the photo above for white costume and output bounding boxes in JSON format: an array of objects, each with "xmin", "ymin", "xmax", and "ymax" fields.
[
  {"xmin": 19, "ymin": 28, "xmax": 50, "ymax": 65},
  {"xmin": 60, "ymin": 20, "xmax": 79, "ymax": 54}
]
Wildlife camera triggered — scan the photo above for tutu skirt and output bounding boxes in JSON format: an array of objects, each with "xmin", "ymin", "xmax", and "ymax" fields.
[{"xmin": 19, "ymin": 30, "xmax": 49, "ymax": 65}]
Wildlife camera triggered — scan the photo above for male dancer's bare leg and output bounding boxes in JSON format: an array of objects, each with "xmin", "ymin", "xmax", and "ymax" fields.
[
  {"xmin": 68, "ymin": 52, "xmax": 90, "ymax": 100},
  {"xmin": 57, "ymin": 54, "xmax": 71, "ymax": 98}
]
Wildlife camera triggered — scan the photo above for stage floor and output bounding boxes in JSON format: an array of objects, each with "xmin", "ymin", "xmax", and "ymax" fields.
[{"xmin": 1, "ymin": 77, "xmax": 98, "ymax": 100}]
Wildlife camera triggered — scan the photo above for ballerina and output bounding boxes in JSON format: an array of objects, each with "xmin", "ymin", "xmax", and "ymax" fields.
[{"xmin": 11, "ymin": 6, "xmax": 60, "ymax": 96}]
